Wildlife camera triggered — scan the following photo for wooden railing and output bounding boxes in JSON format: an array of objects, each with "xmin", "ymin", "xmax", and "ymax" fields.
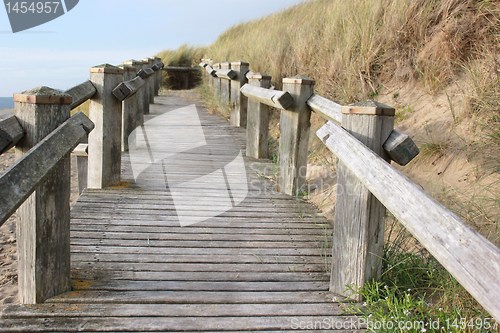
[
  {"xmin": 200, "ymin": 59, "xmax": 500, "ymax": 320},
  {"xmin": 0, "ymin": 56, "xmax": 164, "ymax": 304}
]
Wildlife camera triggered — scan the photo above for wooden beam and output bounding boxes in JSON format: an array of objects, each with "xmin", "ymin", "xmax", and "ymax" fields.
[
  {"xmin": 216, "ymin": 69, "xmax": 238, "ymax": 80},
  {"xmin": 279, "ymin": 76, "xmax": 314, "ymax": 196},
  {"xmin": 65, "ymin": 80, "xmax": 97, "ymax": 110},
  {"xmin": 112, "ymin": 76, "xmax": 146, "ymax": 102},
  {"xmin": 307, "ymin": 94, "xmax": 419, "ymax": 166},
  {"xmin": 137, "ymin": 68, "xmax": 154, "ymax": 79},
  {"xmin": 229, "ymin": 61, "xmax": 249, "ymax": 127},
  {"xmin": 246, "ymin": 73, "xmax": 271, "ymax": 159},
  {"xmin": 88, "ymin": 64, "xmax": 124, "ymax": 189},
  {"xmin": 306, "ymin": 94, "xmax": 342, "ymax": 123},
  {"xmin": 0, "ymin": 112, "xmax": 93, "ymax": 227},
  {"xmin": 240, "ymin": 84, "xmax": 294, "ymax": 110},
  {"xmin": 0, "ymin": 115, "xmax": 25, "ymax": 154},
  {"xmin": 328, "ymin": 101, "xmax": 394, "ymax": 300},
  {"xmin": 317, "ymin": 120, "xmax": 500, "ymax": 320}
]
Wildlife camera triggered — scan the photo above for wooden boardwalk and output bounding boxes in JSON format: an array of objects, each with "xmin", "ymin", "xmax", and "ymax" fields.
[{"xmin": 0, "ymin": 93, "xmax": 362, "ymax": 332}]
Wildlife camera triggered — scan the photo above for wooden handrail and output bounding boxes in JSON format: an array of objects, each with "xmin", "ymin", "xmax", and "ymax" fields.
[
  {"xmin": 317, "ymin": 120, "xmax": 500, "ymax": 320},
  {"xmin": 240, "ymin": 83, "xmax": 294, "ymax": 110},
  {"xmin": 0, "ymin": 112, "xmax": 94, "ymax": 227},
  {"xmin": 216, "ymin": 68, "xmax": 237, "ymax": 80},
  {"xmin": 112, "ymin": 76, "xmax": 146, "ymax": 101},
  {"xmin": 65, "ymin": 80, "xmax": 97, "ymax": 110},
  {"xmin": 0, "ymin": 115, "xmax": 24, "ymax": 155},
  {"xmin": 307, "ymin": 93, "xmax": 420, "ymax": 166}
]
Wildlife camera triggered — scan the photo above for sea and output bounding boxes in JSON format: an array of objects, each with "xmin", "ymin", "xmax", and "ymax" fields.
[{"xmin": 0, "ymin": 97, "xmax": 13, "ymax": 110}]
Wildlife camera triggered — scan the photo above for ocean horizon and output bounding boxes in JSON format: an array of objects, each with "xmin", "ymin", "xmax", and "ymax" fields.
[{"xmin": 0, "ymin": 97, "xmax": 14, "ymax": 110}]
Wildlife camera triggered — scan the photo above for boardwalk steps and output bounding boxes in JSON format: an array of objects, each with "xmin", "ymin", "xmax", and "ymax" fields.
[{"xmin": 0, "ymin": 94, "xmax": 363, "ymax": 332}]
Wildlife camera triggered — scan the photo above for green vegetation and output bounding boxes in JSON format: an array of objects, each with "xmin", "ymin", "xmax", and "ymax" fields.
[{"xmin": 346, "ymin": 217, "xmax": 498, "ymax": 332}]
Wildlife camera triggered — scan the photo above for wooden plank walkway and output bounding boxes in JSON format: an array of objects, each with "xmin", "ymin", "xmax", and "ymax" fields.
[{"xmin": 0, "ymin": 92, "xmax": 362, "ymax": 332}]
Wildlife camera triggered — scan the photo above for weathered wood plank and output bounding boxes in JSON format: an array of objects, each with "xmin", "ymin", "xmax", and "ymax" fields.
[
  {"xmin": 65, "ymin": 80, "xmax": 97, "ymax": 110},
  {"xmin": 317, "ymin": 120, "xmax": 500, "ymax": 320},
  {"xmin": 0, "ymin": 316, "xmax": 362, "ymax": 332},
  {"xmin": 0, "ymin": 112, "xmax": 93, "ymax": 227},
  {"xmin": 246, "ymin": 73, "xmax": 271, "ymax": 159},
  {"xmin": 279, "ymin": 76, "xmax": 315, "ymax": 195},
  {"xmin": 383, "ymin": 130, "xmax": 420, "ymax": 166},
  {"xmin": 229, "ymin": 61, "xmax": 249, "ymax": 127},
  {"xmin": 0, "ymin": 302, "xmax": 342, "ymax": 318},
  {"xmin": 48, "ymin": 290, "xmax": 333, "ymax": 304},
  {"xmin": 88, "ymin": 64, "xmax": 123, "ymax": 189},
  {"xmin": 307, "ymin": 93, "xmax": 419, "ymax": 165},
  {"xmin": 328, "ymin": 101, "xmax": 394, "ymax": 300},
  {"xmin": 0, "ymin": 114, "xmax": 24, "ymax": 154},
  {"xmin": 240, "ymin": 84, "xmax": 294, "ymax": 110},
  {"xmin": 71, "ymin": 270, "xmax": 329, "ymax": 283},
  {"xmin": 216, "ymin": 68, "xmax": 238, "ymax": 80},
  {"xmin": 112, "ymin": 76, "xmax": 145, "ymax": 101}
]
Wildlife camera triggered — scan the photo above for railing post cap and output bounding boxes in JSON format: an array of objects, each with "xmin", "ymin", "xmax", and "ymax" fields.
[
  {"xmin": 90, "ymin": 64, "xmax": 123, "ymax": 74},
  {"xmin": 123, "ymin": 59, "xmax": 143, "ymax": 66},
  {"xmin": 283, "ymin": 75, "xmax": 315, "ymax": 85},
  {"xmin": 341, "ymin": 100, "xmax": 395, "ymax": 116},
  {"xmin": 142, "ymin": 58, "xmax": 154, "ymax": 63},
  {"xmin": 246, "ymin": 71, "xmax": 271, "ymax": 80},
  {"xmin": 13, "ymin": 86, "xmax": 72, "ymax": 105},
  {"xmin": 118, "ymin": 64, "xmax": 137, "ymax": 72},
  {"xmin": 230, "ymin": 61, "xmax": 249, "ymax": 67}
]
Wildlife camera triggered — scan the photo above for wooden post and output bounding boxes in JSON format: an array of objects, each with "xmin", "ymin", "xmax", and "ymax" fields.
[
  {"xmin": 220, "ymin": 62, "xmax": 231, "ymax": 116},
  {"xmin": 139, "ymin": 60, "xmax": 151, "ymax": 115},
  {"xmin": 330, "ymin": 100, "xmax": 395, "ymax": 299},
  {"xmin": 73, "ymin": 143, "xmax": 88, "ymax": 195},
  {"xmin": 230, "ymin": 61, "xmax": 249, "ymax": 127},
  {"xmin": 87, "ymin": 64, "xmax": 124, "ymax": 189},
  {"xmin": 13, "ymin": 86, "xmax": 72, "ymax": 304},
  {"xmin": 246, "ymin": 72, "xmax": 271, "ymax": 159},
  {"xmin": 119, "ymin": 65, "xmax": 142, "ymax": 152},
  {"xmin": 124, "ymin": 60, "xmax": 147, "ymax": 118},
  {"xmin": 143, "ymin": 58, "xmax": 155, "ymax": 104},
  {"xmin": 213, "ymin": 63, "xmax": 221, "ymax": 99},
  {"xmin": 152, "ymin": 57, "xmax": 162, "ymax": 96},
  {"xmin": 279, "ymin": 76, "xmax": 315, "ymax": 196}
]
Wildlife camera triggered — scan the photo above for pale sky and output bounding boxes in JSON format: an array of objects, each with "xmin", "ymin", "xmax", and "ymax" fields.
[{"xmin": 0, "ymin": 0, "xmax": 305, "ymax": 96}]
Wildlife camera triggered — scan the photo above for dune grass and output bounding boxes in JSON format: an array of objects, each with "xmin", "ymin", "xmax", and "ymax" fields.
[{"xmin": 162, "ymin": 0, "xmax": 499, "ymax": 324}]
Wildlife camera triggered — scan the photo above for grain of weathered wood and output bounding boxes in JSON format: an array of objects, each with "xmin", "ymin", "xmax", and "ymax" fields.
[
  {"xmin": 0, "ymin": 302, "xmax": 343, "ymax": 318},
  {"xmin": 279, "ymin": 76, "xmax": 314, "ymax": 196},
  {"xmin": 0, "ymin": 112, "xmax": 92, "ymax": 226},
  {"xmin": 72, "ymin": 143, "xmax": 88, "ymax": 195},
  {"xmin": 123, "ymin": 59, "xmax": 148, "ymax": 116},
  {"xmin": 307, "ymin": 93, "xmax": 419, "ymax": 166},
  {"xmin": 117, "ymin": 65, "xmax": 144, "ymax": 152},
  {"xmin": 12, "ymin": 87, "xmax": 78, "ymax": 304},
  {"xmin": 220, "ymin": 62, "xmax": 231, "ymax": 115},
  {"xmin": 383, "ymin": 130, "xmax": 420, "ymax": 166},
  {"xmin": 112, "ymin": 76, "xmax": 145, "ymax": 102},
  {"xmin": 0, "ymin": 316, "xmax": 362, "ymax": 332},
  {"xmin": 229, "ymin": 61, "xmax": 249, "ymax": 127},
  {"xmin": 240, "ymin": 84, "xmax": 294, "ymax": 110},
  {"xmin": 216, "ymin": 68, "xmax": 238, "ymax": 80},
  {"xmin": 246, "ymin": 73, "xmax": 271, "ymax": 159},
  {"xmin": 88, "ymin": 64, "xmax": 123, "ymax": 189},
  {"xmin": 0, "ymin": 115, "xmax": 24, "ymax": 154},
  {"xmin": 318, "ymin": 120, "xmax": 500, "ymax": 320},
  {"xmin": 326, "ymin": 101, "xmax": 394, "ymax": 300},
  {"xmin": 65, "ymin": 80, "xmax": 97, "ymax": 110},
  {"xmin": 143, "ymin": 58, "xmax": 156, "ymax": 103}
]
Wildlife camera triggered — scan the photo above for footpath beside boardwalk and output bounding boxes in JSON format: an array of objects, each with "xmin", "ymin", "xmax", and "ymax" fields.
[{"xmin": 0, "ymin": 92, "xmax": 363, "ymax": 332}]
